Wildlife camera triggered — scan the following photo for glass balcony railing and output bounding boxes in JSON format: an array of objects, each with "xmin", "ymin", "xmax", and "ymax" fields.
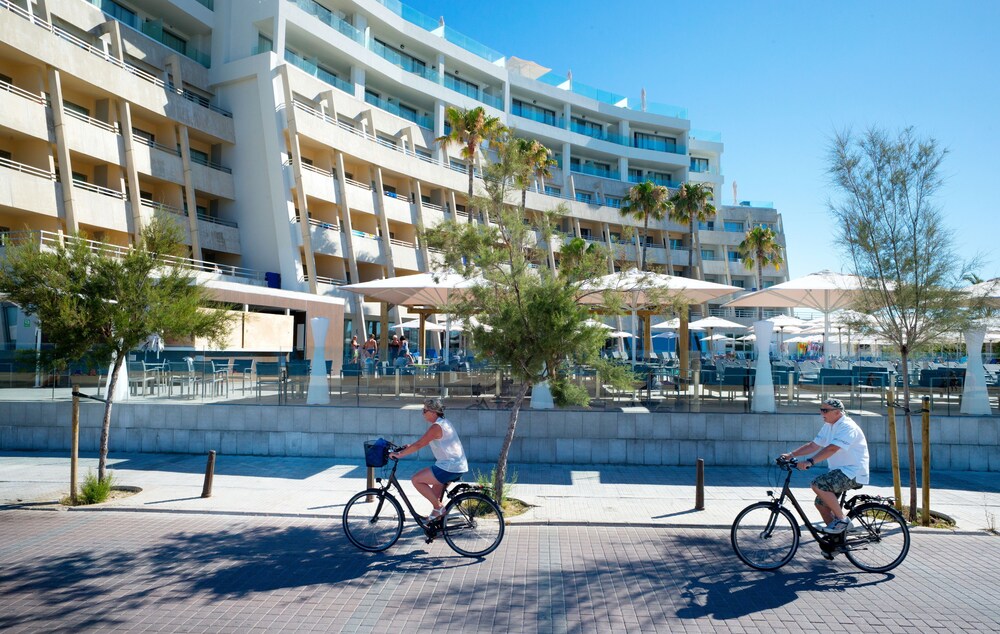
[
  {"xmin": 441, "ymin": 26, "xmax": 504, "ymax": 62},
  {"xmin": 374, "ymin": 0, "xmax": 439, "ymax": 31},
  {"xmin": 570, "ymin": 163, "xmax": 620, "ymax": 181},
  {"xmin": 737, "ymin": 200, "xmax": 775, "ymax": 209},
  {"xmin": 443, "ymin": 76, "xmax": 502, "ymax": 109},
  {"xmin": 643, "ymin": 102, "xmax": 689, "ymax": 120},
  {"xmin": 628, "ymin": 174, "xmax": 681, "ymax": 188},
  {"xmin": 633, "ymin": 137, "xmax": 686, "ymax": 155},
  {"xmin": 511, "ymin": 103, "xmax": 563, "ymax": 127},
  {"xmin": 284, "ymin": 49, "xmax": 353, "ymax": 94},
  {"xmin": 289, "ymin": 0, "xmax": 363, "ymax": 45},
  {"xmin": 364, "ymin": 93, "xmax": 433, "ymax": 130},
  {"xmin": 368, "ymin": 39, "xmax": 440, "ymax": 83},
  {"xmin": 690, "ymin": 128, "xmax": 722, "ymax": 143}
]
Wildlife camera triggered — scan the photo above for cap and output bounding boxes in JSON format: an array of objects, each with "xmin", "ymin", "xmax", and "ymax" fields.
[{"xmin": 823, "ymin": 398, "xmax": 845, "ymax": 411}]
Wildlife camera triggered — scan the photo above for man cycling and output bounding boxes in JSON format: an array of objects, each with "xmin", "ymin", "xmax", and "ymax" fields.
[{"xmin": 781, "ymin": 397, "xmax": 869, "ymax": 534}]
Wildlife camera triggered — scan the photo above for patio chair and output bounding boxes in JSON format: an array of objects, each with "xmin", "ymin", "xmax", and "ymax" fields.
[
  {"xmin": 285, "ymin": 360, "xmax": 311, "ymax": 397},
  {"xmin": 166, "ymin": 361, "xmax": 200, "ymax": 398},
  {"xmin": 255, "ymin": 361, "xmax": 286, "ymax": 401}
]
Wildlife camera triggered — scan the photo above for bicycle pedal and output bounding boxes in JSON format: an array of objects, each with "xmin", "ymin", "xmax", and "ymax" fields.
[{"xmin": 822, "ymin": 551, "xmax": 835, "ymax": 561}]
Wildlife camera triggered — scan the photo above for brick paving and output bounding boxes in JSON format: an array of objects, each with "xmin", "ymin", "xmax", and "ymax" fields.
[{"xmin": 0, "ymin": 510, "xmax": 998, "ymax": 633}]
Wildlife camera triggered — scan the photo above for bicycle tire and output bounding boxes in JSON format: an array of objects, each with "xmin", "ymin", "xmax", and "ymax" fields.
[
  {"xmin": 441, "ymin": 492, "xmax": 505, "ymax": 558},
  {"xmin": 731, "ymin": 502, "xmax": 800, "ymax": 570},
  {"xmin": 844, "ymin": 502, "xmax": 910, "ymax": 572},
  {"xmin": 342, "ymin": 489, "xmax": 404, "ymax": 552}
]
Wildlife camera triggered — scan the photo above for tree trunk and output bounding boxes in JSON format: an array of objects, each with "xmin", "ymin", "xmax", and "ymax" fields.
[
  {"xmin": 98, "ymin": 353, "xmax": 124, "ymax": 482},
  {"xmin": 757, "ymin": 259, "xmax": 763, "ymax": 320},
  {"xmin": 640, "ymin": 213, "xmax": 650, "ymax": 272},
  {"xmin": 494, "ymin": 382, "xmax": 531, "ymax": 503},
  {"xmin": 899, "ymin": 353, "xmax": 918, "ymax": 522},
  {"xmin": 687, "ymin": 217, "xmax": 695, "ymax": 277},
  {"xmin": 467, "ymin": 164, "xmax": 475, "ymax": 224},
  {"xmin": 521, "ymin": 188, "xmax": 527, "ymax": 217}
]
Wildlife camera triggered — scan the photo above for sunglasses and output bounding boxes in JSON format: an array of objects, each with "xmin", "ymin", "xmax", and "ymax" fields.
[{"xmin": 819, "ymin": 407, "xmax": 835, "ymax": 413}]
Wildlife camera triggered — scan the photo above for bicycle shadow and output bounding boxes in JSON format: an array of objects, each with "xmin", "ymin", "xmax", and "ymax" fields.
[
  {"xmin": 676, "ymin": 563, "xmax": 895, "ymax": 620},
  {"xmin": 0, "ymin": 518, "xmax": 479, "ymax": 632}
]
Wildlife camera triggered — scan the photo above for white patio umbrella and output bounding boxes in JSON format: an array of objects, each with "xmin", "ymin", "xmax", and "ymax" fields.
[
  {"xmin": 689, "ymin": 316, "xmax": 746, "ymax": 359},
  {"xmin": 582, "ymin": 318, "xmax": 614, "ymax": 330},
  {"xmin": 582, "ymin": 269, "xmax": 740, "ymax": 366},
  {"xmin": 392, "ymin": 319, "xmax": 446, "ymax": 331},
  {"xmin": 608, "ymin": 331, "xmax": 636, "ymax": 339},
  {"xmin": 342, "ymin": 272, "xmax": 479, "ymax": 361},
  {"xmin": 724, "ymin": 270, "xmax": 869, "ymax": 366},
  {"xmin": 766, "ymin": 315, "xmax": 807, "ymax": 360}
]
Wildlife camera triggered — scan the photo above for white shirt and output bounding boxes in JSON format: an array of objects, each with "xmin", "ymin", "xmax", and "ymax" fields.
[
  {"xmin": 429, "ymin": 418, "xmax": 468, "ymax": 474},
  {"xmin": 813, "ymin": 413, "xmax": 870, "ymax": 484}
]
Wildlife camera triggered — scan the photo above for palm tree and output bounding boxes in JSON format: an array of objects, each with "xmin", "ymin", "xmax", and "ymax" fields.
[
  {"xmin": 737, "ymin": 224, "xmax": 785, "ymax": 319},
  {"xmin": 668, "ymin": 183, "xmax": 716, "ymax": 279},
  {"xmin": 620, "ymin": 181, "xmax": 670, "ymax": 271},
  {"xmin": 435, "ymin": 106, "xmax": 505, "ymax": 223},
  {"xmin": 511, "ymin": 137, "xmax": 555, "ymax": 214}
]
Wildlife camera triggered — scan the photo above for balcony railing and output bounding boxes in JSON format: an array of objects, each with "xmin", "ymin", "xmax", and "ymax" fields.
[
  {"xmin": 284, "ymin": 49, "xmax": 353, "ymax": 94},
  {"xmin": 140, "ymin": 199, "xmax": 187, "ymax": 216},
  {"xmin": 189, "ymin": 152, "xmax": 232, "ymax": 174},
  {"xmin": 0, "ymin": 79, "xmax": 45, "ymax": 105},
  {"xmin": 569, "ymin": 163, "xmax": 620, "ymax": 181},
  {"xmin": 132, "ymin": 134, "xmax": 181, "ymax": 156},
  {"xmin": 737, "ymin": 200, "xmax": 775, "ymax": 209},
  {"xmin": 0, "ymin": 156, "xmax": 56, "ymax": 180},
  {"xmin": 307, "ymin": 274, "xmax": 349, "ymax": 286},
  {"xmin": 62, "ymin": 107, "xmax": 120, "ymax": 134},
  {"xmin": 628, "ymin": 174, "xmax": 681, "ymax": 189},
  {"xmin": 368, "ymin": 39, "xmax": 439, "ymax": 83},
  {"xmin": 196, "ymin": 212, "xmax": 238, "ymax": 228},
  {"xmin": 288, "ymin": 0, "xmax": 363, "ymax": 44},
  {"xmin": 306, "ymin": 217, "xmax": 340, "ymax": 232},
  {"xmin": 2, "ymin": 229, "xmax": 265, "ymax": 285},
  {"xmin": 73, "ymin": 180, "xmax": 126, "ymax": 199},
  {"xmin": 511, "ymin": 103, "xmax": 563, "ymax": 127}
]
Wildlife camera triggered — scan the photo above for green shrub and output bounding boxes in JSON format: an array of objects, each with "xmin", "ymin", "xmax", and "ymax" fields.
[
  {"xmin": 475, "ymin": 468, "xmax": 517, "ymax": 506},
  {"xmin": 79, "ymin": 470, "xmax": 114, "ymax": 504}
]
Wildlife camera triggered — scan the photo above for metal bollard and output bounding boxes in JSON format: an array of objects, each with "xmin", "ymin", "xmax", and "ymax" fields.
[
  {"xmin": 695, "ymin": 458, "xmax": 705, "ymax": 510},
  {"xmin": 201, "ymin": 450, "xmax": 216, "ymax": 498}
]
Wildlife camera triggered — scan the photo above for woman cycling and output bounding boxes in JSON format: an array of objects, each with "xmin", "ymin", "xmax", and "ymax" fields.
[{"xmin": 388, "ymin": 398, "xmax": 468, "ymax": 521}]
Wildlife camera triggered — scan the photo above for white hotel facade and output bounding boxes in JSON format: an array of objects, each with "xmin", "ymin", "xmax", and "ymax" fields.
[{"xmin": 0, "ymin": 0, "xmax": 789, "ymax": 350}]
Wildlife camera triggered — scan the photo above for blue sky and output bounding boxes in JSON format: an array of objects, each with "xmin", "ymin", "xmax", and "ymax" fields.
[{"xmin": 401, "ymin": 0, "xmax": 999, "ymax": 279}]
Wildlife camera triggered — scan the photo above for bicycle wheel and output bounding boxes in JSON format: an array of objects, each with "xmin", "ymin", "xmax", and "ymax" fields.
[
  {"xmin": 342, "ymin": 489, "xmax": 404, "ymax": 552},
  {"xmin": 441, "ymin": 492, "xmax": 505, "ymax": 558},
  {"xmin": 845, "ymin": 503, "xmax": 910, "ymax": 572},
  {"xmin": 731, "ymin": 502, "xmax": 800, "ymax": 570}
]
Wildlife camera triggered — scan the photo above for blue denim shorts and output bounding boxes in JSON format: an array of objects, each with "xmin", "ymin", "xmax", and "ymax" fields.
[{"xmin": 431, "ymin": 465, "xmax": 462, "ymax": 485}]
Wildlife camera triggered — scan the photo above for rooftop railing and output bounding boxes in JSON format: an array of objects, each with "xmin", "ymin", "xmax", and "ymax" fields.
[
  {"xmin": 690, "ymin": 128, "xmax": 723, "ymax": 143},
  {"xmin": 737, "ymin": 200, "xmax": 776, "ymax": 209}
]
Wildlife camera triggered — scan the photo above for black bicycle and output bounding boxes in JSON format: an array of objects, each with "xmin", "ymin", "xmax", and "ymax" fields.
[
  {"xmin": 343, "ymin": 441, "xmax": 505, "ymax": 558},
  {"xmin": 731, "ymin": 456, "xmax": 910, "ymax": 572}
]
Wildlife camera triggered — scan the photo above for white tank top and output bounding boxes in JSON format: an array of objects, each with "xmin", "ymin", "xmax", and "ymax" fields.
[{"xmin": 429, "ymin": 418, "xmax": 468, "ymax": 474}]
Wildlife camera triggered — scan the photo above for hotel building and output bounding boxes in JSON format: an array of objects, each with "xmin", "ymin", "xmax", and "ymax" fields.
[{"xmin": 0, "ymin": 0, "xmax": 789, "ymax": 355}]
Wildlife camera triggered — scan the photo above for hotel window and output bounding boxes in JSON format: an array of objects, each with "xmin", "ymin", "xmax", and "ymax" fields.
[
  {"xmin": 633, "ymin": 132, "xmax": 676, "ymax": 152},
  {"xmin": 0, "ymin": 150, "xmax": 11, "ymax": 161},
  {"xmin": 605, "ymin": 196, "xmax": 621, "ymax": 208},
  {"xmin": 609, "ymin": 232, "xmax": 621, "ymax": 243},
  {"xmin": 449, "ymin": 159, "xmax": 466, "ymax": 172},
  {"xmin": 580, "ymin": 227, "xmax": 592, "ymax": 238},
  {"xmin": 690, "ymin": 157, "xmax": 710, "ymax": 173},
  {"xmin": 728, "ymin": 251, "xmax": 741, "ymax": 262},
  {"xmin": 697, "ymin": 220, "xmax": 715, "ymax": 231},
  {"xmin": 102, "ymin": 0, "xmax": 139, "ymax": 29},
  {"xmin": 0, "ymin": 73, "xmax": 12, "ymax": 85},
  {"xmin": 256, "ymin": 33, "xmax": 273, "ymax": 53},
  {"xmin": 415, "ymin": 148, "xmax": 432, "ymax": 161},
  {"xmin": 628, "ymin": 168, "xmax": 644, "ymax": 183},
  {"xmin": 512, "ymin": 99, "xmax": 556, "ymax": 125},
  {"xmin": 724, "ymin": 221, "xmax": 744, "ymax": 233},
  {"xmin": 132, "ymin": 128, "xmax": 155, "ymax": 145},
  {"xmin": 397, "ymin": 103, "xmax": 418, "ymax": 124},
  {"xmin": 544, "ymin": 185, "xmax": 561, "ymax": 196},
  {"xmin": 72, "ymin": 172, "xmax": 88, "ymax": 183},
  {"xmin": 670, "ymin": 239, "xmax": 684, "ymax": 250},
  {"xmin": 190, "ymin": 148, "xmax": 209, "ymax": 166},
  {"xmin": 160, "ymin": 29, "xmax": 188, "ymax": 56},
  {"xmin": 575, "ymin": 191, "xmax": 593, "ymax": 203},
  {"xmin": 732, "ymin": 279, "xmax": 745, "ymax": 289},
  {"xmin": 701, "ymin": 249, "xmax": 716, "ymax": 261},
  {"xmin": 649, "ymin": 171, "xmax": 673, "ymax": 186},
  {"xmin": 63, "ymin": 101, "xmax": 90, "ymax": 117},
  {"xmin": 446, "ymin": 73, "xmax": 478, "ymax": 99},
  {"xmin": 571, "ymin": 117, "xmax": 603, "ymax": 139}
]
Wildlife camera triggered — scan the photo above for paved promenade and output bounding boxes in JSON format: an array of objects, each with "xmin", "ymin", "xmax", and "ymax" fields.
[
  {"xmin": 1, "ymin": 450, "xmax": 997, "ymax": 531},
  {"xmin": 2, "ymin": 451, "xmax": 999, "ymax": 632}
]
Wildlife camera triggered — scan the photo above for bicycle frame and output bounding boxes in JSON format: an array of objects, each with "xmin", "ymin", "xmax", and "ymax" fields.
[{"xmin": 372, "ymin": 456, "xmax": 477, "ymax": 538}]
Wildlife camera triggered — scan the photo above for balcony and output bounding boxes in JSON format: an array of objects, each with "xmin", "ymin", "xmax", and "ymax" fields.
[
  {"xmin": 298, "ymin": 163, "xmax": 339, "ymax": 203},
  {"xmin": 92, "ymin": 0, "xmax": 211, "ymax": 66},
  {"xmin": 72, "ymin": 181, "xmax": 129, "ymax": 232},
  {"xmin": 287, "ymin": 0, "xmax": 363, "ymax": 45},
  {"xmin": 381, "ymin": 191, "xmax": 415, "ymax": 223},
  {"xmin": 368, "ymin": 39, "xmax": 439, "ymax": 83},
  {"xmin": 304, "ymin": 219, "xmax": 347, "ymax": 258},
  {"xmin": 0, "ymin": 157, "xmax": 59, "ymax": 217},
  {"xmin": 443, "ymin": 75, "xmax": 503, "ymax": 110},
  {"xmin": 61, "ymin": 108, "xmax": 121, "ymax": 164},
  {"xmin": 389, "ymin": 239, "xmax": 420, "ymax": 270},
  {"xmin": 284, "ymin": 49, "xmax": 353, "ymax": 94},
  {"xmin": 569, "ymin": 163, "xmax": 620, "ymax": 181},
  {"xmin": 0, "ymin": 80, "xmax": 47, "ymax": 140},
  {"xmin": 628, "ymin": 173, "xmax": 681, "ymax": 189},
  {"xmin": 511, "ymin": 102, "xmax": 564, "ymax": 128},
  {"xmin": 344, "ymin": 177, "xmax": 376, "ymax": 215},
  {"xmin": 364, "ymin": 92, "xmax": 433, "ymax": 130},
  {"xmin": 351, "ymin": 230, "xmax": 385, "ymax": 264}
]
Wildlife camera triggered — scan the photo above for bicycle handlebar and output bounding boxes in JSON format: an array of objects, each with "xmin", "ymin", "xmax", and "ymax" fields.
[{"xmin": 775, "ymin": 456, "xmax": 798, "ymax": 470}]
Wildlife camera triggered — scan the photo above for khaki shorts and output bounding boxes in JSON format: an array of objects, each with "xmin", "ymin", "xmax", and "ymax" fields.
[{"xmin": 812, "ymin": 469, "xmax": 858, "ymax": 508}]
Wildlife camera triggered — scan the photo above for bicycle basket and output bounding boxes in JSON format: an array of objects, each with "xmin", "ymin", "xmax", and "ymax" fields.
[{"xmin": 364, "ymin": 438, "xmax": 389, "ymax": 467}]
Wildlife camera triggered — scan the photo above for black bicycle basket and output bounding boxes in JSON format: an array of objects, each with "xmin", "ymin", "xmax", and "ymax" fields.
[{"xmin": 364, "ymin": 438, "xmax": 390, "ymax": 467}]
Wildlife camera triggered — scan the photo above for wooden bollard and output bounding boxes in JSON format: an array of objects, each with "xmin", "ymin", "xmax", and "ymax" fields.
[
  {"xmin": 921, "ymin": 396, "xmax": 931, "ymax": 527},
  {"xmin": 71, "ymin": 385, "xmax": 80, "ymax": 505},
  {"xmin": 201, "ymin": 450, "xmax": 216, "ymax": 498},
  {"xmin": 695, "ymin": 458, "xmax": 705, "ymax": 510}
]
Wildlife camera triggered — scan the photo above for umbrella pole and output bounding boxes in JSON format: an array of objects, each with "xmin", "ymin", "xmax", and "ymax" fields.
[
  {"xmin": 631, "ymin": 309, "xmax": 638, "ymax": 368},
  {"xmin": 679, "ymin": 312, "xmax": 689, "ymax": 380},
  {"xmin": 419, "ymin": 314, "xmax": 426, "ymax": 363},
  {"xmin": 823, "ymin": 310, "xmax": 831, "ymax": 367},
  {"xmin": 643, "ymin": 313, "xmax": 652, "ymax": 364}
]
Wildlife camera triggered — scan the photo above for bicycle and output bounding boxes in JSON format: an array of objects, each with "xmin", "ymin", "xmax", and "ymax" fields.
[
  {"xmin": 731, "ymin": 456, "xmax": 910, "ymax": 572},
  {"xmin": 342, "ymin": 441, "xmax": 505, "ymax": 558}
]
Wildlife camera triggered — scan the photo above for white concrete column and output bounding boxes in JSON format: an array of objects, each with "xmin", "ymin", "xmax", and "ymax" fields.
[
  {"xmin": 751, "ymin": 320, "xmax": 776, "ymax": 412},
  {"xmin": 176, "ymin": 125, "xmax": 202, "ymax": 259},
  {"xmin": 46, "ymin": 68, "xmax": 78, "ymax": 234},
  {"xmin": 561, "ymin": 142, "xmax": 572, "ymax": 191},
  {"xmin": 961, "ymin": 328, "xmax": 992, "ymax": 415}
]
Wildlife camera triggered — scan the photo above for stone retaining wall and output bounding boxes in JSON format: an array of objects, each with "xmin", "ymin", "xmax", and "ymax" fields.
[{"xmin": 0, "ymin": 401, "xmax": 996, "ymax": 471}]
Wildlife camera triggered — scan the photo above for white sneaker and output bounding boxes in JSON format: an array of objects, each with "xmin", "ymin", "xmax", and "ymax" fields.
[
  {"xmin": 824, "ymin": 518, "xmax": 852, "ymax": 534},
  {"xmin": 428, "ymin": 507, "xmax": 446, "ymax": 521}
]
